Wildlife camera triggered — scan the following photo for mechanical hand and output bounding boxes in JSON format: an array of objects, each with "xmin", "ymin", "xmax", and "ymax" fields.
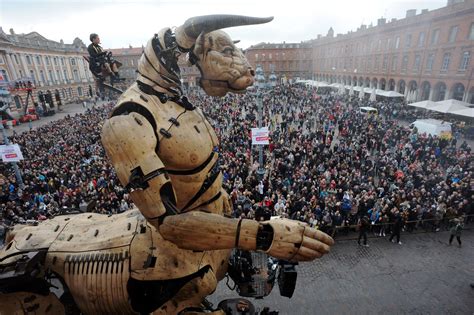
[{"xmin": 258, "ymin": 219, "xmax": 334, "ymax": 262}]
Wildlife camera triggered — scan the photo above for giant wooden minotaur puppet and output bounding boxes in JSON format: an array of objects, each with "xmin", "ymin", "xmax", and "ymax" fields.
[{"xmin": 0, "ymin": 15, "xmax": 333, "ymax": 314}]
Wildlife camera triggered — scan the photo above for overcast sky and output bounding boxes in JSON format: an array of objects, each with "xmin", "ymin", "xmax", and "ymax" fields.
[{"xmin": 1, "ymin": 0, "xmax": 447, "ymax": 50}]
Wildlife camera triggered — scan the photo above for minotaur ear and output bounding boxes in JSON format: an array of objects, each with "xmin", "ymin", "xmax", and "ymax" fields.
[{"xmin": 233, "ymin": 40, "xmax": 240, "ymax": 44}]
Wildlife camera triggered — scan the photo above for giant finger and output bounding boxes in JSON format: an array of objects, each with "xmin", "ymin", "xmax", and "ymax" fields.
[
  {"xmin": 302, "ymin": 236, "xmax": 331, "ymax": 254},
  {"xmin": 304, "ymin": 228, "xmax": 335, "ymax": 246},
  {"xmin": 296, "ymin": 246, "xmax": 322, "ymax": 261}
]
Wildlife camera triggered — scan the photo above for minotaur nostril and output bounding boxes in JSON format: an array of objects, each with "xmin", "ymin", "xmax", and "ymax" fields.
[{"xmin": 249, "ymin": 69, "xmax": 255, "ymax": 76}]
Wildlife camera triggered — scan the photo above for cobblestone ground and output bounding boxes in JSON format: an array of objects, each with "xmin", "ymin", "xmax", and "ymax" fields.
[{"xmin": 210, "ymin": 229, "xmax": 474, "ymax": 314}]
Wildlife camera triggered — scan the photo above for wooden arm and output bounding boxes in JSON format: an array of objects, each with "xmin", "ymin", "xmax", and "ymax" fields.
[{"xmin": 159, "ymin": 212, "xmax": 260, "ymax": 251}]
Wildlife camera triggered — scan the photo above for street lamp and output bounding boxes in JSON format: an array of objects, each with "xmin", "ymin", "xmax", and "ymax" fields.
[{"xmin": 255, "ymin": 65, "xmax": 266, "ymax": 179}]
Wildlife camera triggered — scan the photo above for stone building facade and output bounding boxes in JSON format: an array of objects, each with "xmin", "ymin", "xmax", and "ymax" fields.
[
  {"xmin": 245, "ymin": 42, "xmax": 313, "ymax": 82},
  {"xmin": 0, "ymin": 27, "xmax": 96, "ymax": 115},
  {"xmin": 313, "ymin": 0, "xmax": 474, "ymax": 103},
  {"xmin": 245, "ymin": 0, "xmax": 474, "ymax": 104}
]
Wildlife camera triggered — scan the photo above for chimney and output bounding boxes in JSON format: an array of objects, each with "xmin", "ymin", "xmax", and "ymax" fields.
[
  {"xmin": 360, "ymin": 24, "xmax": 367, "ymax": 30},
  {"xmin": 406, "ymin": 9, "xmax": 416, "ymax": 18},
  {"xmin": 9, "ymin": 28, "xmax": 15, "ymax": 35},
  {"xmin": 317, "ymin": 34, "xmax": 322, "ymax": 39},
  {"xmin": 129, "ymin": 44, "xmax": 133, "ymax": 48},
  {"xmin": 377, "ymin": 17, "xmax": 386, "ymax": 26},
  {"xmin": 421, "ymin": 9, "xmax": 429, "ymax": 14}
]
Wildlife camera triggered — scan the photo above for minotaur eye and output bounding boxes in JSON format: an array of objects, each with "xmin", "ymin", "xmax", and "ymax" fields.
[{"xmin": 223, "ymin": 47, "xmax": 233, "ymax": 55}]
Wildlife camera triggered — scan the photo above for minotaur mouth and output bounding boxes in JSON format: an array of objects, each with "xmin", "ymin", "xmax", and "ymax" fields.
[{"xmin": 200, "ymin": 78, "xmax": 251, "ymax": 93}]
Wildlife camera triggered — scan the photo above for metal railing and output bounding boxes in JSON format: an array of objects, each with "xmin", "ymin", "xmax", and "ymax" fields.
[{"xmin": 324, "ymin": 214, "xmax": 473, "ymax": 241}]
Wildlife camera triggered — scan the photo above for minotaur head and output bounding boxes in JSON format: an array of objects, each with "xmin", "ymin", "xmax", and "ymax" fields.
[{"xmin": 176, "ymin": 15, "xmax": 273, "ymax": 97}]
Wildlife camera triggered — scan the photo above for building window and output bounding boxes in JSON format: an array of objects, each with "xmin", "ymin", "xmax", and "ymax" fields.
[
  {"xmin": 255, "ymin": 54, "xmax": 258, "ymax": 61},
  {"xmin": 459, "ymin": 51, "xmax": 470, "ymax": 71},
  {"xmin": 45, "ymin": 56, "xmax": 50, "ymax": 65},
  {"xmin": 401, "ymin": 55, "xmax": 409, "ymax": 72},
  {"xmin": 30, "ymin": 70, "xmax": 36, "ymax": 82},
  {"xmin": 414, "ymin": 54, "xmax": 421, "ymax": 72},
  {"xmin": 78, "ymin": 87, "xmax": 83, "ymax": 96},
  {"xmin": 391, "ymin": 55, "xmax": 398, "ymax": 71},
  {"xmin": 269, "ymin": 53, "xmax": 272, "ymax": 60},
  {"xmin": 395, "ymin": 36, "xmax": 400, "ymax": 49},
  {"xmin": 36, "ymin": 56, "xmax": 41, "ymax": 65},
  {"xmin": 63, "ymin": 69, "xmax": 68, "ymax": 81},
  {"xmin": 39, "ymin": 70, "xmax": 45, "ymax": 82},
  {"xmin": 13, "ymin": 55, "xmax": 19, "ymax": 64},
  {"xmin": 56, "ymin": 69, "xmax": 61, "ymax": 81},
  {"xmin": 441, "ymin": 53, "xmax": 451, "ymax": 71},
  {"xmin": 70, "ymin": 58, "xmax": 76, "ymax": 66},
  {"xmin": 382, "ymin": 55, "xmax": 388, "ymax": 71},
  {"xmin": 61, "ymin": 58, "xmax": 65, "ymax": 66},
  {"xmin": 26, "ymin": 55, "xmax": 31, "ymax": 65},
  {"xmin": 418, "ymin": 32, "xmax": 425, "ymax": 47},
  {"xmin": 405, "ymin": 34, "xmax": 412, "ymax": 48},
  {"xmin": 470, "ymin": 23, "xmax": 474, "ymax": 40},
  {"xmin": 448, "ymin": 26, "xmax": 458, "ymax": 43},
  {"xmin": 0, "ymin": 56, "xmax": 4, "ymax": 64},
  {"xmin": 54, "ymin": 57, "xmax": 58, "ymax": 66},
  {"xmin": 387, "ymin": 38, "xmax": 391, "ymax": 50},
  {"xmin": 374, "ymin": 55, "xmax": 379, "ymax": 71},
  {"xmin": 130, "ymin": 59, "xmax": 134, "ymax": 66},
  {"xmin": 431, "ymin": 29, "xmax": 440, "ymax": 45},
  {"xmin": 73, "ymin": 70, "xmax": 79, "ymax": 82},
  {"xmin": 426, "ymin": 53, "xmax": 435, "ymax": 70},
  {"xmin": 48, "ymin": 70, "xmax": 54, "ymax": 83}
]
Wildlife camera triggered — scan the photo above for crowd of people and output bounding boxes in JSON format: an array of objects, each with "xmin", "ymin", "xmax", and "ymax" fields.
[
  {"xmin": 0, "ymin": 102, "xmax": 132, "ymax": 228},
  {"xmin": 0, "ymin": 85, "xmax": 472, "ymax": 245},
  {"xmin": 193, "ymin": 85, "xmax": 473, "ymax": 242}
]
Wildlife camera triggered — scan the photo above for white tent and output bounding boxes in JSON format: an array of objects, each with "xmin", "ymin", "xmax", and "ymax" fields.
[
  {"xmin": 338, "ymin": 84, "xmax": 346, "ymax": 95},
  {"xmin": 411, "ymin": 119, "xmax": 452, "ymax": 138},
  {"xmin": 378, "ymin": 90, "xmax": 404, "ymax": 98},
  {"xmin": 329, "ymin": 83, "xmax": 340, "ymax": 87},
  {"xmin": 407, "ymin": 90, "xmax": 413, "ymax": 103},
  {"xmin": 412, "ymin": 90, "xmax": 418, "ymax": 102},
  {"xmin": 450, "ymin": 107, "xmax": 474, "ymax": 118},
  {"xmin": 408, "ymin": 100, "xmax": 438, "ymax": 109},
  {"xmin": 358, "ymin": 87, "xmax": 365, "ymax": 100},
  {"xmin": 369, "ymin": 88, "xmax": 376, "ymax": 102},
  {"xmin": 429, "ymin": 99, "xmax": 471, "ymax": 113}
]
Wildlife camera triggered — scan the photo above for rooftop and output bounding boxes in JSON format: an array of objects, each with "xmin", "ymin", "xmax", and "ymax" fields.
[{"xmin": 0, "ymin": 27, "xmax": 87, "ymax": 53}]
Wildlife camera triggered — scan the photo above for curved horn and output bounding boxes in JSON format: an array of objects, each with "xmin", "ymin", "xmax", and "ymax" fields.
[
  {"xmin": 181, "ymin": 15, "xmax": 273, "ymax": 39},
  {"xmin": 175, "ymin": 14, "xmax": 273, "ymax": 48}
]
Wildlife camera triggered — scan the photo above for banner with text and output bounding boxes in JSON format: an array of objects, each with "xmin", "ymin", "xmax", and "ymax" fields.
[
  {"xmin": 251, "ymin": 127, "xmax": 269, "ymax": 145},
  {"xmin": 0, "ymin": 144, "xmax": 24, "ymax": 162}
]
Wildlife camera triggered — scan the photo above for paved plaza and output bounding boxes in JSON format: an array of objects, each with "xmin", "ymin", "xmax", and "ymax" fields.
[{"xmin": 210, "ymin": 229, "xmax": 474, "ymax": 314}]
